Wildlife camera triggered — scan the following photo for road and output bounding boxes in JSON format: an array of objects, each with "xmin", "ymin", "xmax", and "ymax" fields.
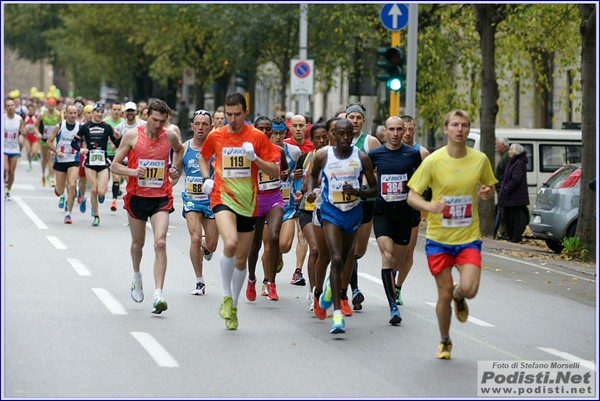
[{"xmin": 2, "ymin": 159, "xmax": 597, "ymax": 398}]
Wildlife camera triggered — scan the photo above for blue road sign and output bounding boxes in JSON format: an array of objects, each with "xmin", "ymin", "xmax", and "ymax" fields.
[
  {"xmin": 294, "ymin": 61, "xmax": 311, "ymax": 78},
  {"xmin": 380, "ymin": 4, "xmax": 409, "ymax": 31}
]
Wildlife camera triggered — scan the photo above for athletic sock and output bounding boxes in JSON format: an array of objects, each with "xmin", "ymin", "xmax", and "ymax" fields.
[
  {"xmin": 220, "ymin": 254, "xmax": 236, "ymax": 298},
  {"xmin": 340, "ymin": 288, "xmax": 348, "ymax": 300},
  {"xmin": 231, "ymin": 267, "xmax": 247, "ymax": 307},
  {"xmin": 381, "ymin": 268, "xmax": 396, "ymax": 309},
  {"xmin": 112, "ymin": 181, "xmax": 119, "ymax": 199},
  {"xmin": 154, "ymin": 288, "xmax": 163, "ymax": 299},
  {"xmin": 133, "ymin": 271, "xmax": 141, "ymax": 281},
  {"xmin": 350, "ymin": 255, "xmax": 359, "ymax": 291}
]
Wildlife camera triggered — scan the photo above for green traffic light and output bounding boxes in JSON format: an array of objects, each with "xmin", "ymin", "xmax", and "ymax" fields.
[{"xmin": 387, "ymin": 77, "xmax": 402, "ymax": 91}]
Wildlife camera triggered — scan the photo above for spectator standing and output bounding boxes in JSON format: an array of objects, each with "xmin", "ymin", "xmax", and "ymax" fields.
[{"xmin": 497, "ymin": 143, "xmax": 529, "ymax": 243}]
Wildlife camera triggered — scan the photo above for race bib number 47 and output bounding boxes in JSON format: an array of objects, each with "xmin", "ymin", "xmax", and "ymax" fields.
[{"xmin": 441, "ymin": 195, "xmax": 473, "ymax": 228}]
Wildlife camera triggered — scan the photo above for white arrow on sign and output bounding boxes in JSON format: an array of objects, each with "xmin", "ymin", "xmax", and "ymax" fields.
[{"xmin": 388, "ymin": 4, "xmax": 403, "ymax": 29}]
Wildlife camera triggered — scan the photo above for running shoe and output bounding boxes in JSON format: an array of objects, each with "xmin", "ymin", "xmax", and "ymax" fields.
[
  {"xmin": 395, "ymin": 287, "xmax": 404, "ymax": 306},
  {"xmin": 92, "ymin": 216, "xmax": 100, "ymax": 227},
  {"xmin": 453, "ymin": 284, "xmax": 469, "ymax": 323},
  {"xmin": 436, "ymin": 340, "xmax": 452, "ymax": 360},
  {"xmin": 261, "ymin": 280, "xmax": 268, "ymax": 297},
  {"xmin": 50, "ymin": 177, "xmax": 55, "ymax": 187},
  {"xmin": 330, "ymin": 313, "xmax": 345, "ymax": 334},
  {"xmin": 219, "ymin": 296, "xmax": 233, "ymax": 320},
  {"xmin": 226, "ymin": 307, "xmax": 238, "ymax": 330},
  {"xmin": 131, "ymin": 279, "xmax": 144, "ymax": 302},
  {"xmin": 64, "ymin": 214, "xmax": 72, "ymax": 224},
  {"xmin": 98, "ymin": 195, "xmax": 105, "ymax": 204},
  {"xmin": 267, "ymin": 282, "xmax": 279, "ymax": 301},
  {"xmin": 351, "ymin": 288, "xmax": 364, "ymax": 311},
  {"xmin": 307, "ymin": 291, "xmax": 314, "ymax": 312},
  {"xmin": 319, "ymin": 277, "xmax": 333, "ymax": 311},
  {"xmin": 58, "ymin": 195, "xmax": 65, "ymax": 209},
  {"xmin": 276, "ymin": 256, "xmax": 284, "ymax": 273},
  {"xmin": 191, "ymin": 281, "xmax": 206, "ymax": 296},
  {"xmin": 41, "ymin": 176, "xmax": 46, "ymax": 187},
  {"xmin": 152, "ymin": 297, "xmax": 168, "ymax": 314},
  {"xmin": 77, "ymin": 191, "xmax": 82, "ymax": 204},
  {"xmin": 111, "ymin": 198, "xmax": 117, "ymax": 211},
  {"xmin": 5, "ymin": 191, "xmax": 11, "ymax": 201},
  {"xmin": 389, "ymin": 306, "xmax": 402, "ymax": 326},
  {"xmin": 313, "ymin": 289, "xmax": 327, "ymax": 320},
  {"xmin": 340, "ymin": 299, "xmax": 353, "ymax": 317},
  {"xmin": 290, "ymin": 269, "xmax": 306, "ymax": 286},
  {"xmin": 246, "ymin": 279, "xmax": 257, "ymax": 301},
  {"xmin": 79, "ymin": 198, "xmax": 87, "ymax": 213},
  {"xmin": 201, "ymin": 246, "xmax": 213, "ymax": 261}
]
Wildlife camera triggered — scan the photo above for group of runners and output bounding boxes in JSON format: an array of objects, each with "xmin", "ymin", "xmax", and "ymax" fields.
[{"xmin": 5, "ymin": 92, "xmax": 496, "ymax": 360}]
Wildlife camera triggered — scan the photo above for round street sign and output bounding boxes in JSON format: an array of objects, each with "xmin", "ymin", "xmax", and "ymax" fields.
[
  {"xmin": 293, "ymin": 61, "xmax": 311, "ymax": 78},
  {"xmin": 380, "ymin": 3, "xmax": 409, "ymax": 31}
]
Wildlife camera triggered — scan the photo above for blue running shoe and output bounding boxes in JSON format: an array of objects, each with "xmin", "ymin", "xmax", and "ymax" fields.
[
  {"xmin": 80, "ymin": 198, "xmax": 87, "ymax": 213},
  {"xmin": 330, "ymin": 313, "xmax": 345, "ymax": 334},
  {"xmin": 319, "ymin": 277, "xmax": 333, "ymax": 311},
  {"xmin": 389, "ymin": 306, "xmax": 402, "ymax": 326},
  {"xmin": 58, "ymin": 195, "xmax": 65, "ymax": 209},
  {"xmin": 98, "ymin": 195, "xmax": 105, "ymax": 204}
]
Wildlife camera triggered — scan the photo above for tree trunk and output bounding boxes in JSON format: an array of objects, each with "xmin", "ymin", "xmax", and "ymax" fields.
[
  {"xmin": 474, "ymin": 5, "xmax": 502, "ymax": 237},
  {"xmin": 577, "ymin": 4, "xmax": 596, "ymax": 261}
]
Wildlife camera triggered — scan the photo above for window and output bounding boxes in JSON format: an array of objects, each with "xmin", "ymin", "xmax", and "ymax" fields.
[{"xmin": 540, "ymin": 144, "xmax": 582, "ymax": 173}]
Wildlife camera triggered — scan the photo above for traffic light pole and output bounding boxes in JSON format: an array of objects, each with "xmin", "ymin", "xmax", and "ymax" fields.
[{"xmin": 389, "ymin": 31, "xmax": 401, "ymax": 117}]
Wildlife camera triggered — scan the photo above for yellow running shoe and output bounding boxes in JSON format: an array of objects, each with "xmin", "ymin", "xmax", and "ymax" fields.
[
  {"xmin": 453, "ymin": 284, "xmax": 469, "ymax": 323},
  {"xmin": 436, "ymin": 341, "xmax": 452, "ymax": 360}
]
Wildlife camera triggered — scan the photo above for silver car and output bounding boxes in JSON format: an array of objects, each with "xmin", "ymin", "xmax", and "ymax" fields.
[{"xmin": 529, "ymin": 164, "xmax": 580, "ymax": 253}]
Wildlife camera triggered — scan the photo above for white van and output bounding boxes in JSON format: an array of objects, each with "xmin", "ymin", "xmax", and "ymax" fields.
[{"xmin": 467, "ymin": 128, "xmax": 582, "ymax": 204}]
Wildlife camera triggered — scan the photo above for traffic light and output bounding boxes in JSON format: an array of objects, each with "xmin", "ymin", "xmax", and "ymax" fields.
[
  {"xmin": 376, "ymin": 46, "xmax": 405, "ymax": 92},
  {"xmin": 235, "ymin": 72, "xmax": 248, "ymax": 90}
]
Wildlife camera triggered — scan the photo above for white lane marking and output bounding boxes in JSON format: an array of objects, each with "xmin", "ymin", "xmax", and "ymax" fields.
[
  {"xmin": 425, "ymin": 302, "xmax": 495, "ymax": 327},
  {"xmin": 13, "ymin": 196, "xmax": 48, "ymax": 229},
  {"xmin": 11, "ymin": 184, "xmax": 35, "ymax": 191},
  {"xmin": 483, "ymin": 251, "xmax": 594, "ymax": 282},
  {"xmin": 537, "ymin": 347, "xmax": 596, "ymax": 371},
  {"xmin": 92, "ymin": 288, "xmax": 127, "ymax": 315},
  {"xmin": 131, "ymin": 332, "xmax": 179, "ymax": 368},
  {"xmin": 359, "ymin": 272, "xmax": 382, "ymax": 285},
  {"xmin": 67, "ymin": 258, "xmax": 91, "ymax": 276},
  {"xmin": 47, "ymin": 236, "xmax": 66, "ymax": 249}
]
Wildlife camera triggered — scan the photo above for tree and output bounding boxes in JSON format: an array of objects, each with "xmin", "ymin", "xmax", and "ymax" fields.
[
  {"xmin": 473, "ymin": 5, "xmax": 514, "ymax": 237},
  {"xmin": 577, "ymin": 4, "xmax": 596, "ymax": 261}
]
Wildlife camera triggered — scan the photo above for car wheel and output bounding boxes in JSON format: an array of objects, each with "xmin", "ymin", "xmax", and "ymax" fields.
[
  {"xmin": 566, "ymin": 221, "xmax": 577, "ymax": 238},
  {"xmin": 545, "ymin": 239, "xmax": 564, "ymax": 254}
]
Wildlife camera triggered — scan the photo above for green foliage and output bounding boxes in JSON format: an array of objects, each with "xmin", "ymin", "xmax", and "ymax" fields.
[{"xmin": 560, "ymin": 236, "xmax": 589, "ymax": 261}]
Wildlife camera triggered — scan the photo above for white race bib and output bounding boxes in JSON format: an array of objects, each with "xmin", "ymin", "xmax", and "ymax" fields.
[{"xmin": 441, "ymin": 195, "xmax": 473, "ymax": 227}]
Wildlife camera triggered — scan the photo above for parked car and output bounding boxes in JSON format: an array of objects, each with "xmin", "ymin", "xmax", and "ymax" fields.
[{"xmin": 529, "ymin": 164, "xmax": 581, "ymax": 253}]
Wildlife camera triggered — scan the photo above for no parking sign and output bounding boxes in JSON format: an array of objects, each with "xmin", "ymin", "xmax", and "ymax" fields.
[{"xmin": 290, "ymin": 59, "xmax": 314, "ymax": 95}]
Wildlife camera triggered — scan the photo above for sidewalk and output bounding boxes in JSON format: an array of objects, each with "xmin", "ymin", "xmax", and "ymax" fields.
[
  {"xmin": 415, "ymin": 216, "xmax": 596, "ymax": 280},
  {"xmin": 481, "ymin": 236, "xmax": 596, "ymax": 279}
]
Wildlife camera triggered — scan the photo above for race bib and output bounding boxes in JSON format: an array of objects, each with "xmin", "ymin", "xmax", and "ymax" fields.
[
  {"xmin": 43, "ymin": 126, "xmax": 53, "ymax": 140},
  {"xmin": 380, "ymin": 173, "xmax": 408, "ymax": 202},
  {"xmin": 222, "ymin": 147, "xmax": 251, "ymax": 178},
  {"xmin": 441, "ymin": 195, "xmax": 473, "ymax": 227},
  {"xmin": 258, "ymin": 170, "xmax": 280, "ymax": 191},
  {"xmin": 89, "ymin": 149, "xmax": 106, "ymax": 166},
  {"xmin": 138, "ymin": 159, "xmax": 165, "ymax": 188},
  {"xmin": 331, "ymin": 189, "xmax": 358, "ymax": 211},
  {"xmin": 185, "ymin": 176, "xmax": 208, "ymax": 201},
  {"xmin": 281, "ymin": 181, "xmax": 291, "ymax": 203},
  {"xmin": 4, "ymin": 131, "xmax": 17, "ymax": 140}
]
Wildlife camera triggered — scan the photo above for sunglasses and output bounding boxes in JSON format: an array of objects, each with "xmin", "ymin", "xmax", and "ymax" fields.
[{"xmin": 194, "ymin": 109, "xmax": 210, "ymax": 116}]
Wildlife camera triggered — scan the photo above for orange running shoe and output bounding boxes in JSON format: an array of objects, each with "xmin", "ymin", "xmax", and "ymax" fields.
[{"xmin": 340, "ymin": 299, "xmax": 353, "ymax": 317}]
